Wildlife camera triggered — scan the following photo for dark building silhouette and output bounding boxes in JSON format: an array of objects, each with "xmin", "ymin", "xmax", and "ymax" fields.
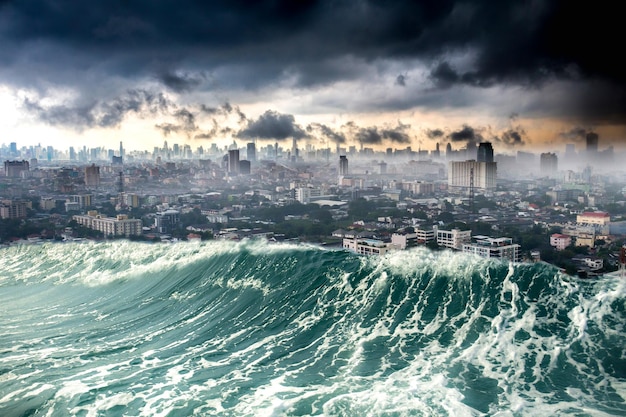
[
  {"xmin": 339, "ymin": 155, "xmax": 348, "ymax": 176},
  {"xmin": 228, "ymin": 149, "xmax": 240, "ymax": 174},
  {"xmin": 477, "ymin": 142, "xmax": 494, "ymax": 163}
]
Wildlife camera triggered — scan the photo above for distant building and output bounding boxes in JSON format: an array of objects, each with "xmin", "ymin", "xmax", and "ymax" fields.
[
  {"xmin": 84, "ymin": 164, "xmax": 100, "ymax": 188},
  {"xmin": 539, "ymin": 153, "xmax": 558, "ymax": 177},
  {"xmin": 73, "ymin": 211, "xmax": 142, "ymax": 237},
  {"xmin": 239, "ymin": 160, "xmax": 251, "ymax": 175},
  {"xmin": 69, "ymin": 194, "xmax": 92, "ymax": 208},
  {"xmin": 577, "ymin": 211, "xmax": 610, "ymax": 226},
  {"xmin": 462, "ymin": 236, "xmax": 520, "ymax": 262},
  {"xmin": 586, "ymin": 132, "xmax": 598, "ymax": 154},
  {"xmin": 295, "ymin": 187, "xmax": 321, "ymax": 204},
  {"xmin": 246, "ymin": 142, "xmax": 256, "ymax": 162},
  {"xmin": 339, "ymin": 155, "xmax": 349, "ymax": 176},
  {"xmin": 228, "ymin": 149, "xmax": 239, "ymax": 174},
  {"xmin": 0, "ymin": 200, "xmax": 29, "ymax": 219},
  {"xmin": 4, "ymin": 160, "xmax": 29, "ymax": 177},
  {"xmin": 477, "ymin": 142, "xmax": 494, "ymax": 163}
]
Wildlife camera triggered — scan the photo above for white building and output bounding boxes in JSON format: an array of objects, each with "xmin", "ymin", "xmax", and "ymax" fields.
[
  {"xmin": 295, "ymin": 187, "xmax": 321, "ymax": 204},
  {"xmin": 436, "ymin": 228, "xmax": 471, "ymax": 250},
  {"xmin": 448, "ymin": 160, "xmax": 497, "ymax": 190},
  {"xmin": 550, "ymin": 233, "xmax": 572, "ymax": 250},
  {"xmin": 73, "ymin": 211, "xmax": 142, "ymax": 237},
  {"xmin": 462, "ymin": 236, "xmax": 520, "ymax": 262},
  {"xmin": 343, "ymin": 237, "xmax": 392, "ymax": 255}
]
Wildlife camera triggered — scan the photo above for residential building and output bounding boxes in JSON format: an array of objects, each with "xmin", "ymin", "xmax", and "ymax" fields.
[
  {"xmin": 0, "ymin": 200, "xmax": 29, "ymax": 219},
  {"xmin": 73, "ymin": 211, "xmax": 142, "ymax": 237},
  {"xmin": 550, "ymin": 234, "xmax": 572, "ymax": 251}
]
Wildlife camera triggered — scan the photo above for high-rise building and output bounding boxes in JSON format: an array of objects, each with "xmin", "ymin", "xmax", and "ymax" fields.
[
  {"xmin": 540, "ymin": 152, "xmax": 558, "ymax": 177},
  {"xmin": 586, "ymin": 132, "xmax": 599, "ymax": 154},
  {"xmin": 228, "ymin": 149, "xmax": 240, "ymax": 174},
  {"xmin": 448, "ymin": 160, "xmax": 497, "ymax": 190},
  {"xmin": 477, "ymin": 142, "xmax": 494, "ymax": 163},
  {"xmin": 4, "ymin": 160, "xmax": 29, "ymax": 177},
  {"xmin": 85, "ymin": 164, "xmax": 101, "ymax": 188},
  {"xmin": 247, "ymin": 142, "xmax": 256, "ymax": 162},
  {"xmin": 239, "ymin": 160, "xmax": 251, "ymax": 175},
  {"xmin": 339, "ymin": 155, "xmax": 349, "ymax": 176}
]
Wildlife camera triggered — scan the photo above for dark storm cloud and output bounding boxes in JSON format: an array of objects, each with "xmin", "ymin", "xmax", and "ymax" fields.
[
  {"xmin": 448, "ymin": 125, "xmax": 483, "ymax": 143},
  {"xmin": 429, "ymin": 62, "xmax": 459, "ymax": 89},
  {"xmin": 426, "ymin": 129, "xmax": 445, "ymax": 139},
  {"xmin": 158, "ymin": 71, "xmax": 205, "ymax": 93},
  {"xmin": 23, "ymin": 89, "xmax": 173, "ymax": 129},
  {"xmin": 497, "ymin": 129, "xmax": 525, "ymax": 146},
  {"xmin": 237, "ymin": 110, "xmax": 307, "ymax": 140},
  {"xmin": 395, "ymin": 74, "xmax": 407, "ymax": 87},
  {"xmin": 2, "ymin": 0, "xmax": 625, "ymax": 127},
  {"xmin": 559, "ymin": 127, "xmax": 591, "ymax": 142},
  {"xmin": 307, "ymin": 123, "xmax": 346, "ymax": 144},
  {"xmin": 355, "ymin": 126, "xmax": 411, "ymax": 145},
  {"xmin": 200, "ymin": 102, "xmax": 246, "ymax": 121}
]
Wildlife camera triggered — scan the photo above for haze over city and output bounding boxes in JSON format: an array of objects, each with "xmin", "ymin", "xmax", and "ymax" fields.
[{"xmin": 0, "ymin": 0, "xmax": 624, "ymax": 153}]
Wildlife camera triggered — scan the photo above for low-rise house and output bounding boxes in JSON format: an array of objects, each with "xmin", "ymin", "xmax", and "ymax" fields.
[{"xmin": 550, "ymin": 233, "xmax": 572, "ymax": 250}]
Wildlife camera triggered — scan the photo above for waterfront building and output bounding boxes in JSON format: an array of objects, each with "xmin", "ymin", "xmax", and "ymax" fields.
[
  {"xmin": 550, "ymin": 234, "xmax": 572, "ymax": 251},
  {"xmin": 462, "ymin": 236, "xmax": 520, "ymax": 262},
  {"xmin": 73, "ymin": 211, "xmax": 142, "ymax": 237},
  {"xmin": 436, "ymin": 228, "xmax": 471, "ymax": 250}
]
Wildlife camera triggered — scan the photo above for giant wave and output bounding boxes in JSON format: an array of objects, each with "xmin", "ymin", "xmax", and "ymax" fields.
[{"xmin": 0, "ymin": 240, "xmax": 624, "ymax": 416}]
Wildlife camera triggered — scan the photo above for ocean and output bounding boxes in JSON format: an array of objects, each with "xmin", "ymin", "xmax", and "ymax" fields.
[{"xmin": 0, "ymin": 240, "xmax": 624, "ymax": 416}]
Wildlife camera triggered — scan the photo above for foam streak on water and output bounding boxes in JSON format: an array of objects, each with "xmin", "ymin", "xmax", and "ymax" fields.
[{"xmin": 0, "ymin": 240, "xmax": 624, "ymax": 416}]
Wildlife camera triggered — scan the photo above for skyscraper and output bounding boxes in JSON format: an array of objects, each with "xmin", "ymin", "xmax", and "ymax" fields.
[
  {"xmin": 477, "ymin": 142, "xmax": 494, "ymax": 163},
  {"xmin": 586, "ymin": 132, "xmax": 599, "ymax": 154},
  {"xmin": 540, "ymin": 152, "xmax": 558, "ymax": 177},
  {"xmin": 85, "ymin": 164, "xmax": 101, "ymax": 188},
  {"xmin": 228, "ymin": 149, "xmax": 240, "ymax": 174},
  {"xmin": 247, "ymin": 142, "xmax": 256, "ymax": 162},
  {"xmin": 339, "ymin": 155, "xmax": 348, "ymax": 176}
]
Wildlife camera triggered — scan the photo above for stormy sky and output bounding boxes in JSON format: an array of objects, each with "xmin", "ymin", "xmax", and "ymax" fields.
[{"xmin": 0, "ymin": 0, "xmax": 624, "ymax": 153}]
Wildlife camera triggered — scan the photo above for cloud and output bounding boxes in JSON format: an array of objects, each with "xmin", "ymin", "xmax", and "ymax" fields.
[
  {"xmin": 307, "ymin": 123, "xmax": 346, "ymax": 144},
  {"xmin": 158, "ymin": 71, "xmax": 205, "ymax": 93},
  {"xmin": 426, "ymin": 128, "xmax": 445, "ymax": 139},
  {"xmin": 354, "ymin": 125, "xmax": 411, "ymax": 145},
  {"xmin": 448, "ymin": 125, "xmax": 483, "ymax": 143},
  {"xmin": 22, "ymin": 89, "xmax": 173, "ymax": 129},
  {"xmin": 237, "ymin": 110, "xmax": 308, "ymax": 141},
  {"xmin": 395, "ymin": 74, "xmax": 407, "ymax": 87},
  {"xmin": 558, "ymin": 126, "xmax": 591, "ymax": 142}
]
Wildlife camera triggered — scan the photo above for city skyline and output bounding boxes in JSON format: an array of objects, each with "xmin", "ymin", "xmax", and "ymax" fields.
[{"xmin": 0, "ymin": 1, "xmax": 624, "ymax": 153}]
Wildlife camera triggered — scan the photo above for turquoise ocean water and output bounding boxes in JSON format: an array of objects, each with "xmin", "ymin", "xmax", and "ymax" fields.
[{"xmin": 1, "ymin": 240, "xmax": 624, "ymax": 416}]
